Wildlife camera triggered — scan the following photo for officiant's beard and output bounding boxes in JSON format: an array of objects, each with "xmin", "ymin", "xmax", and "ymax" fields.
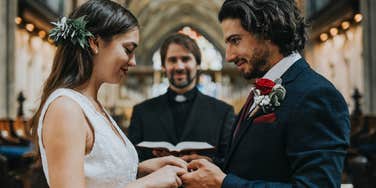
[{"xmin": 168, "ymin": 70, "xmax": 196, "ymax": 89}]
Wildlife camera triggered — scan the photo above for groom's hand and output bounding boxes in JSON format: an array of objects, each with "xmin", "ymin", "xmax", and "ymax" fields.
[{"xmin": 181, "ymin": 159, "xmax": 226, "ymax": 188}]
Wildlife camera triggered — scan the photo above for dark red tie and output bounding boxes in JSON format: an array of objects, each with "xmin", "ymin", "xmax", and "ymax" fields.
[{"xmin": 233, "ymin": 91, "xmax": 254, "ymax": 139}]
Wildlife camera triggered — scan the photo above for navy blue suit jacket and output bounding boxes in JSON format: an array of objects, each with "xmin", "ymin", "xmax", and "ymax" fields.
[{"xmin": 222, "ymin": 59, "xmax": 350, "ymax": 188}]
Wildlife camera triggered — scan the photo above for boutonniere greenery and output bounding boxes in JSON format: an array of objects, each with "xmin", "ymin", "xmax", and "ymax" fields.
[
  {"xmin": 252, "ymin": 78, "xmax": 286, "ymax": 114},
  {"xmin": 49, "ymin": 16, "xmax": 93, "ymax": 49}
]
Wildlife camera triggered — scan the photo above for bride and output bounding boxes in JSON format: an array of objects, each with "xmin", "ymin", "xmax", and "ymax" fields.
[{"xmin": 30, "ymin": 0, "xmax": 187, "ymax": 187}]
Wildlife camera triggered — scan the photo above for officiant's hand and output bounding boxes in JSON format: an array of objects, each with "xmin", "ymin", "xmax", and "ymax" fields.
[
  {"xmin": 181, "ymin": 159, "xmax": 226, "ymax": 188},
  {"xmin": 138, "ymin": 156, "xmax": 187, "ymax": 177},
  {"xmin": 180, "ymin": 153, "xmax": 213, "ymax": 163},
  {"xmin": 152, "ymin": 149, "xmax": 172, "ymax": 157}
]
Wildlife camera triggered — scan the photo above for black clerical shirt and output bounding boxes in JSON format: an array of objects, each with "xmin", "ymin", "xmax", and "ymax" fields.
[{"xmin": 167, "ymin": 87, "xmax": 198, "ymax": 139}]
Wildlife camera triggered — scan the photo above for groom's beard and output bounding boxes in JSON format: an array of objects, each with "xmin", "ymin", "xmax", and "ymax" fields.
[
  {"xmin": 242, "ymin": 43, "xmax": 270, "ymax": 80},
  {"xmin": 168, "ymin": 70, "xmax": 196, "ymax": 89},
  {"xmin": 243, "ymin": 58, "xmax": 268, "ymax": 80}
]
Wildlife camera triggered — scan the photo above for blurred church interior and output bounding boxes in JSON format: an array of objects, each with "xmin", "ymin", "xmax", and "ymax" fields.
[{"xmin": 0, "ymin": 0, "xmax": 375, "ymax": 187}]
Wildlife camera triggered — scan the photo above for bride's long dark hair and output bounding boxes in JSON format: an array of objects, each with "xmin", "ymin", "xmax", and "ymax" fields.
[{"xmin": 30, "ymin": 0, "xmax": 138, "ymax": 153}]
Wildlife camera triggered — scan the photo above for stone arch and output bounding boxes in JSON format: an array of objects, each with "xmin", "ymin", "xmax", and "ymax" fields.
[{"xmin": 126, "ymin": 0, "xmax": 226, "ymax": 66}]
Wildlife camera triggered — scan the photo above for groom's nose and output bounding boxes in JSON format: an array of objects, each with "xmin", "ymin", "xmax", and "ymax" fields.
[{"xmin": 225, "ymin": 46, "xmax": 237, "ymax": 63}]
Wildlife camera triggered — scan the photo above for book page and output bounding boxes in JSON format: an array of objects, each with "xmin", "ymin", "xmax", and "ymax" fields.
[
  {"xmin": 175, "ymin": 142, "xmax": 214, "ymax": 151},
  {"xmin": 136, "ymin": 141, "xmax": 176, "ymax": 151}
]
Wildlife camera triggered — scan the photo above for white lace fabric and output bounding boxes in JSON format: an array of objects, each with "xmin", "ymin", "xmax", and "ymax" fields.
[{"xmin": 37, "ymin": 88, "xmax": 139, "ymax": 188}]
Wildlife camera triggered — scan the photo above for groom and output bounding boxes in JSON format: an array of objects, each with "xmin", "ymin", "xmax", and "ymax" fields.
[{"xmin": 181, "ymin": 0, "xmax": 350, "ymax": 187}]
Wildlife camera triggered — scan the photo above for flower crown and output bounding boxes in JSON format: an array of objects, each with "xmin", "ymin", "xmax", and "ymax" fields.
[{"xmin": 49, "ymin": 16, "xmax": 93, "ymax": 49}]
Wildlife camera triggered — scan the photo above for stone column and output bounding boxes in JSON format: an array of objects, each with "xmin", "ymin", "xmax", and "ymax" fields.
[
  {"xmin": 0, "ymin": 1, "xmax": 6, "ymax": 118},
  {"xmin": 361, "ymin": 0, "xmax": 376, "ymax": 114},
  {"xmin": 0, "ymin": 0, "xmax": 17, "ymax": 118}
]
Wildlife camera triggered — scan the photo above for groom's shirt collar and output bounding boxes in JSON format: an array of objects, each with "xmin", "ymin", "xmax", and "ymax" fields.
[{"xmin": 263, "ymin": 52, "xmax": 302, "ymax": 81}]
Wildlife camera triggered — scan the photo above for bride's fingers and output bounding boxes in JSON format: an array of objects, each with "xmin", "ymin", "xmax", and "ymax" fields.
[
  {"xmin": 166, "ymin": 165, "xmax": 188, "ymax": 176},
  {"xmin": 165, "ymin": 156, "xmax": 188, "ymax": 169},
  {"xmin": 175, "ymin": 175, "xmax": 183, "ymax": 187}
]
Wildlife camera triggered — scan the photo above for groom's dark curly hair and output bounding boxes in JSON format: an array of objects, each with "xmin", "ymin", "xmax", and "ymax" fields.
[{"xmin": 218, "ymin": 0, "xmax": 308, "ymax": 57}]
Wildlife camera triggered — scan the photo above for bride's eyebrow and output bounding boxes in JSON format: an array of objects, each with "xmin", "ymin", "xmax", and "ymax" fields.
[{"xmin": 123, "ymin": 42, "xmax": 137, "ymax": 51}]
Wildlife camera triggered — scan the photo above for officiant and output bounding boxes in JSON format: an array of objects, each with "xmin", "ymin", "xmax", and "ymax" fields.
[{"xmin": 128, "ymin": 33, "xmax": 235, "ymax": 166}]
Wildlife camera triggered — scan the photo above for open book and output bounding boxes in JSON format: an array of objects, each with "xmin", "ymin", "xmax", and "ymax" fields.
[{"xmin": 136, "ymin": 141, "xmax": 215, "ymax": 153}]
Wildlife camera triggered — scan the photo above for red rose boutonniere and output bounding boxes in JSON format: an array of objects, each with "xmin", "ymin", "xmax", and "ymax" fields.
[
  {"xmin": 252, "ymin": 78, "xmax": 286, "ymax": 114},
  {"xmin": 255, "ymin": 78, "xmax": 276, "ymax": 95}
]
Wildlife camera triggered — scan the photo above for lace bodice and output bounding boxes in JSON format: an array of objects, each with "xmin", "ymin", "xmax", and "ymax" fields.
[{"xmin": 37, "ymin": 88, "xmax": 139, "ymax": 188}]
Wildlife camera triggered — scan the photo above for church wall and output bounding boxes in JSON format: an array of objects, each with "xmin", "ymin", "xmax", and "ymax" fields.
[{"xmin": 305, "ymin": 25, "xmax": 364, "ymax": 113}]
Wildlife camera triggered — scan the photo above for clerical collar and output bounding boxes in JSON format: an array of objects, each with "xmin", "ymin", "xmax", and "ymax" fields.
[{"xmin": 167, "ymin": 87, "xmax": 198, "ymax": 103}]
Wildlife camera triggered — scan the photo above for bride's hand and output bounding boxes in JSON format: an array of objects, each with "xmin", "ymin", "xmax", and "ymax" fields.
[
  {"xmin": 135, "ymin": 165, "xmax": 187, "ymax": 188},
  {"xmin": 138, "ymin": 155, "xmax": 187, "ymax": 177}
]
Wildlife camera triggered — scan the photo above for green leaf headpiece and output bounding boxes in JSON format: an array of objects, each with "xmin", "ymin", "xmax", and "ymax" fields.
[{"xmin": 49, "ymin": 16, "xmax": 93, "ymax": 49}]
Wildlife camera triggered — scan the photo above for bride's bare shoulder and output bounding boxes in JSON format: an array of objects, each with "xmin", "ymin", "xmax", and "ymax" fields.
[{"xmin": 42, "ymin": 96, "xmax": 87, "ymax": 144}]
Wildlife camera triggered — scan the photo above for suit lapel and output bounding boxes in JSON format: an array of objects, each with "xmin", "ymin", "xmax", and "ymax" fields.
[
  {"xmin": 158, "ymin": 94, "xmax": 178, "ymax": 143},
  {"xmin": 230, "ymin": 91, "xmax": 261, "ymax": 147},
  {"xmin": 224, "ymin": 99, "xmax": 257, "ymax": 168},
  {"xmin": 224, "ymin": 114, "xmax": 256, "ymax": 168},
  {"xmin": 180, "ymin": 92, "xmax": 204, "ymax": 140},
  {"xmin": 229, "ymin": 108, "xmax": 243, "ymax": 142}
]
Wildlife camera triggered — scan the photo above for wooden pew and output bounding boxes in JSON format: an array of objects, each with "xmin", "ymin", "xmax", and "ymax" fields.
[
  {"xmin": 12, "ymin": 118, "xmax": 30, "ymax": 141},
  {"xmin": 0, "ymin": 119, "xmax": 20, "ymax": 145}
]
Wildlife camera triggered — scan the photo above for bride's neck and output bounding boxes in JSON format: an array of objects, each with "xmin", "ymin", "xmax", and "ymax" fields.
[{"xmin": 75, "ymin": 80, "xmax": 102, "ymax": 101}]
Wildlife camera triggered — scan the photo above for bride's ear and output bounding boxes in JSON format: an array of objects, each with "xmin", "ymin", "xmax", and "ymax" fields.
[{"xmin": 89, "ymin": 37, "xmax": 99, "ymax": 55}]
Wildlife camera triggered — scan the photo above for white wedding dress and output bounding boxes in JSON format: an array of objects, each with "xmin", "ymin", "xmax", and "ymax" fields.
[{"xmin": 37, "ymin": 88, "xmax": 139, "ymax": 188}]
